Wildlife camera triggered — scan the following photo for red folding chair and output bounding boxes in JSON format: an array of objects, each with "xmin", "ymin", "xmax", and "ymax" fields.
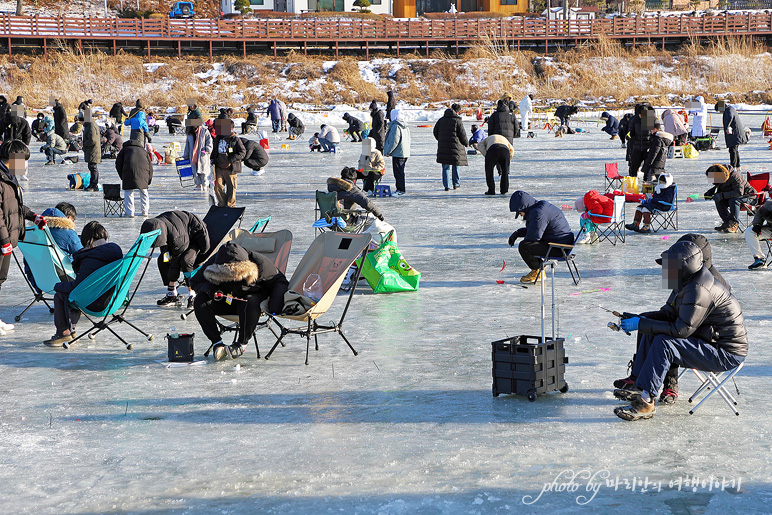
[
  {"xmin": 604, "ymin": 163, "xmax": 624, "ymax": 192},
  {"xmin": 740, "ymin": 172, "xmax": 770, "ymax": 229}
]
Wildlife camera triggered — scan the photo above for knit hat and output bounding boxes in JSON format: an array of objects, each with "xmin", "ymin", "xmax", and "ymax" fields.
[
  {"xmin": 341, "ymin": 167, "xmax": 357, "ymax": 181},
  {"xmin": 574, "ymin": 196, "xmax": 585, "ymax": 212}
]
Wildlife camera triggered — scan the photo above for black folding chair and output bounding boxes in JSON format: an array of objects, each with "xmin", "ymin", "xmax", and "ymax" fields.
[{"xmin": 103, "ymin": 184, "xmax": 123, "ymax": 217}]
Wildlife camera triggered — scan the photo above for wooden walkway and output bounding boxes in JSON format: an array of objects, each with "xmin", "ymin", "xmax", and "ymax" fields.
[{"xmin": 1, "ymin": 13, "xmax": 771, "ymax": 58}]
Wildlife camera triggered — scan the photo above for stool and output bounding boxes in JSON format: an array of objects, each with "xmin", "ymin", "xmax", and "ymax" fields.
[
  {"xmin": 330, "ymin": 144, "xmax": 339, "ymax": 153},
  {"xmin": 373, "ymin": 184, "xmax": 392, "ymax": 197},
  {"xmin": 668, "ymin": 146, "xmax": 684, "ymax": 159}
]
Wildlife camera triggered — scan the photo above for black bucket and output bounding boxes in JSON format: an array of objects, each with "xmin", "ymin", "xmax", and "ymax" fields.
[{"xmin": 167, "ymin": 333, "xmax": 194, "ymax": 362}]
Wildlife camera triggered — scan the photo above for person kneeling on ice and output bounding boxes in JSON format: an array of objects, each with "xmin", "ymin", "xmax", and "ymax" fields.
[
  {"xmin": 612, "ymin": 239, "xmax": 747, "ymax": 421},
  {"xmin": 507, "ymin": 191, "xmax": 574, "ymax": 284},
  {"xmin": 614, "ymin": 234, "xmax": 730, "ymax": 406},
  {"xmin": 191, "ymin": 242, "xmax": 289, "ymax": 361},
  {"xmin": 625, "ymin": 173, "xmax": 676, "ymax": 234},
  {"xmin": 744, "ymin": 200, "xmax": 772, "ymax": 270},
  {"xmin": 45, "ymin": 221, "xmax": 123, "ymax": 347},
  {"xmin": 141, "ymin": 211, "xmax": 211, "ymax": 308},
  {"xmin": 574, "ymin": 190, "xmax": 613, "ymax": 244},
  {"xmin": 600, "ymin": 111, "xmax": 619, "ymax": 140}
]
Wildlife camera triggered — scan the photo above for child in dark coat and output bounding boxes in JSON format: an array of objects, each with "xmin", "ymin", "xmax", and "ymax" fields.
[{"xmin": 625, "ymin": 173, "xmax": 676, "ymax": 234}]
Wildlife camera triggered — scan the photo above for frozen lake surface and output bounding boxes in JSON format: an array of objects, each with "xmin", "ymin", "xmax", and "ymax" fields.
[{"xmin": 1, "ymin": 115, "xmax": 771, "ymax": 514}]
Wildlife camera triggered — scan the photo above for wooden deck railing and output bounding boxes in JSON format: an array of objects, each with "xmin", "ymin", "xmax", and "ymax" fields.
[{"xmin": 0, "ymin": 13, "xmax": 771, "ymax": 41}]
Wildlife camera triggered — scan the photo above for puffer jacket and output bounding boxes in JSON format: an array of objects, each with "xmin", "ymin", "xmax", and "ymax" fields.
[
  {"xmin": 662, "ymin": 109, "xmax": 688, "ymax": 138},
  {"xmin": 212, "ymin": 134, "xmax": 246, "ymax": 174},
  {"xmin": 287, "ymin": 113, "xmax": 305, "ymax": 134},
  {"xmin": 369, "ymin": 102, "xmax": 386, "ymax": 150},
  {"xmin": 240, "ymin": 137, "xmax": 269, "ymax": 171},
  {"xmin": 0, "ymin": 165, "xmax": 33, "ymax": 247},
  {"xmin": 82, "ymin": 121, "xmax": 102, "ymax": 164},
  {"xmin": 641, "ymin": 130, "xmax": 674, "ymax": 177},
  {"xmin": 327, "ymin": 176, "xmax": 384, "ymax": 220},
  {"xmin": 386, "ymin": 91, "xmax": 396, "ymax": 121},
  {"xmin": 554, "ymin": 105, "xmax": 579, "ymax": 125},
  {"xmin": 723, "ymin": 105, "xmax": 748, "ymax": 148},
  {"xmin": 43, "ymin": 133, "xmax": 67, "ymax": 152},
  {"xmin": 705, "ymin": 164, "xmax": 755, "ymax": 201},
  {"xmin": 115, "ymin": 139, "xmax": 153, "ymax": 190},
  {"xmin": 103, "ymin": 126, "xmax": 123, "ymax": 152},
  {"xmin": 320, "ymin": 125, "xmax": 340, "ymax": 144},
  {"xmin": 600, "ymin": 112, "xmax": 619, "ymax": 136},
  {"xmin": 0, "ymin": 114, "xmax": 31, "ymax": 144},
  {"xmin": 383, "ymin": 113, "xmax": 411, "ymax": 158},
  {"xmin": 487, "ymin": 102, "xmax": 516, "ymax": 143},
  {"xmin": 43, "ymin": 115, "xmax": 55, "ymax": 135},
  {"xmin": 109, "ymin": 102, "xmax": 129, "ymax": 124},
  {"xmin": 190, "ymin": 242, "xmax": 289, "ymax": 315},
  {"xmin": 639, "ymin": 240, "xmax": 747, "ymax": 357},
  {"xmin": 357, "ymin": 138, "xmax": 386, "ymax": 173},
  {"xmin": 54, "ymin": 240, "xmax": 123, "ymax": 296},
  {"xmin": 124, "ymin": 110, "xmax": 149, "ymax": 133},
  {"xmin": 628, "ymin": 105, "xmax": 654, "ymax": 152},
  {"xmin": 343, "ymin": 113, "xmax": 364, "ymax": 132},
  {"xmin": 187, "ymin": 106, "xmax": 202, "ymax": 120},
  {"xmin": 477, "ymin": 134, "xmax": 513, "ymax": 158},
  {"xmin": 640, "ymin": 173, "xmax": 676, "ymax": 212},
  {"xmin": 583, "ymin": 190, "xmax": 613, "ymax": 224},
  {"xmin": 140, "ymin": 210, "xmax": 210, "ymax": 259},
  {"xmin": 41, "ymin": 207, "xmax": 82, "ymax": 257},
  {"xmin": 433, "ymin": 108, "xmax": 469, "ymax": 166},
  {"xmin": 509, "ymin": 191, "xmax": 573, "ymax": 245},
  {"xmin": 266, "ymin": 100, "xmax": 281, "ymax": 120},
  {"xmin": 53, "ymin": 101, "xmax": 68, "ymax": 139},
  {"xmin": 619, "ymin": 113, "xmax": 634, "ymax": 140}
]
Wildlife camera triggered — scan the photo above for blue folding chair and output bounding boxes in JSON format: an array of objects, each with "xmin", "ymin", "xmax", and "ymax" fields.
[
  {"xmin": 14, "ymin": 225, "xmax": 75, "ymax": 321},
  {"xmin": 176, "ymin": 158, "xmax": 195, "ymax": 188},
  {"xmin": 650, "ymin": 185, "xmax": 678, "ymax": 232},
  {"xmin": 64, "ymin": 229, "xmax": 160, "ymax": 350}
]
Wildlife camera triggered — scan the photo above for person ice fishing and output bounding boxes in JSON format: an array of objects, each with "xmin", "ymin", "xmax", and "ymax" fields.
[
  {"xmin": 519, "ymin": 94, "xmax": 534, "ymax": 131},
  {"xmin": 627, "ymin": 103, "xmax": 655, "ymax": 178},
  {"xmin": 600, "ymin": 111, "xmax": 619, "ymax": 140},
  {"xmin": 507, "ymin": 191, "xmax": 574, "ymax": 284},
  {"xmin": 704, "ymin": 163, "xmax": 755, "ymax": 234},
  {"xmin": 744, "ymin": 200, "xmax": 772, "ymax": 270},
  {"xmin": 688, "ymin": 95, "xmax": 708, "ymax": 139},
  {"xmin": 716, "ymin": 100, "xmax": 748, "ymax": 169},
  {"xmin": 612, "ymin": 239, "xmax": 747, "ymax": 421}
]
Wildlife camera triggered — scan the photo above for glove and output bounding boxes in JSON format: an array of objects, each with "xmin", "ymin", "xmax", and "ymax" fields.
[
  {"xmin": 508, "ymin": 232, "xmax": 519, "ymax": 247},
  {"xmin": 752, "ymin": 225, "xmax": 763, "ymax": 235},
  {"xmin": 1, "ymin": 243, "xmax": 11, "ymax": 255},
  {"xmin": 620, "ymin": 316, "xmax": 640, "ymax": 333},
  {"xmin": 33, "ymin": 214, "xmax": 46, "ymax": 229}
]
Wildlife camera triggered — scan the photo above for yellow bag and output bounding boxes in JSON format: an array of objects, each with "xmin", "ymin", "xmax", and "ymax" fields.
[
  {"xmin": 622, "ymin": 176, "xmax": 639, "ymax": 195},
  {"xmin": 683, "ymin": 143, "xmax": 699, "ymax": 159}
]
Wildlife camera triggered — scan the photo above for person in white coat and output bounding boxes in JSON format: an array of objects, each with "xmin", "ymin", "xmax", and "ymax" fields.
[
  {"xmin": 318, "ymin": 124, "xmax": 340, "ymax": 152},
  {"xmin": 519, "ymin": 94, "xmax": 534, "ymax": 131},
  {"xmin": 182, "ymin": 120, "xmax": 213, "ymax": 194},
  {"xmin": 688, "ymin": 95, "xmax": 708, "ymax": 138}
]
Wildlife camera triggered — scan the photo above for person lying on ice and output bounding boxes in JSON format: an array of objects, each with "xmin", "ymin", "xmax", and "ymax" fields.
[
  {"xmin": 190, "ymin": 242, "xmax": 289, "ymax": 361},
  {"xmin": 613, "ymin": 239, "xmax": 747, "ymax": 421},
  {"xmin": 613, "ymin": 234, "xmax": 731, "ymax": 405},
  {"xmin": 507, "ymin": 190, "xmax": 573, "ymax": 284}
]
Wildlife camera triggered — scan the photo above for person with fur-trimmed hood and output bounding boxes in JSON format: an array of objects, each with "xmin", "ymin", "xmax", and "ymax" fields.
[
  {"xmin": 704, "ymin": 163, "xmax": 755, "ymax": 233},
  {"xmin": 328, "ymin": 167, "xmax": 385, "ymax": 221},
  {"xmin": 191, "ymin": 241, "xmax": 289, "ymax": 360},
  {"xmin": 625, "ymin": 173, "xmax": 676, "ymax": 234},
  {"xmin": 640, "ymin": 119, "xmax": 673, "ymax": 182},
  {"xmin": 613, "ymin": 239, "xmax": 746, "ymax": 421},
  {"xmin": 342, "ymin": 113, "xmax": 364, "ymax": 142},
  {"xmin": 369, "ymin": 100, "xmax": 386, "ymax": 152},
  {"xmin": 141, "ymin": 210, "xmax": 210, "ymax": 307},
  {"xmin": 600, "ymin": 111, "xmax": 619, "ymax": 139}
]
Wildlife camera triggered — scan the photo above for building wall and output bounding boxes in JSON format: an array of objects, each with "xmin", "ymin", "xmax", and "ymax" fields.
[
  {"xmin": 480, "ymin": 0, "xmax": 528, "ymax": 14},
  {"xmin": 394, "ymin": 0, "xmax": 416, "ymax": 17}
]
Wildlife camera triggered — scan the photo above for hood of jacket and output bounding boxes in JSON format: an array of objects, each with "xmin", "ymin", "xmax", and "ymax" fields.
[
  {"xmin": 601, "ymin": 111, "xmax": 611, "ymax": 120},
  {"xmin": 203, "ymin": 242, "xmax": 259, "ymax": 285},
  {"xmin": 509, "ymin": 190, "xmax": 537, "ymax": 214},
  {"xmin": 442, "ymin": 108, "xmax": 460, "ymax": 119},
  {"xmin": 342, "ymin": 113, "xmax": 351, "ymax": 122},
  {"xmin": 390, "ymin": 109, "xmax": 401, "ymax": 122},
  {"xmin": 369, "ymin": 100, "xmax": 378, "ymax": 111},
  {"xmin": 496, "ymin": 102, "xmax": 510, "ymax": 113},
  {"xmin": 676, "ymin": 233, "xmax": 714, "ymax": 270},
  {"xmin": 654, "ymin": 173, "xmax": 674, "ymax": 193},
  {"xmin": 654, "ymin": 130, "xmax": 674, "ymax": 145},
  {"xmin": 659, "ymin": 240, "xmax": 704, "ymax": 288},
  {"xmin": 41, "ymin": 207, "xmax": 75, "ymax": 230},
  {"xmin": 361, "ymin": 137, "xmax": 375, "ymax": 155},
  {"xmin": 140, "ymin": 218, "xmax": 168, "ymax": 248},
  {"xmin": 328, "ymin": 176, "xmax": 353, "ymax": 191}
]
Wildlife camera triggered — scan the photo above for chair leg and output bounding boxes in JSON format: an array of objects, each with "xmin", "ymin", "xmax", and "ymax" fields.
[
  {"xmin": 338, "ymin": 327, "xmax": 359, "ymax": 357},
  {"xmin": 305, "ymin": 319, "xmax": 312, "ymax": 366},
  {"xmin": 265, "ymin": 327, "xmax": 288, "ymax": 360},
  {"xmin": 203, "ymin": 342, "xmax": 215, "ymax": 357},
  {"xmin": 253, "ymin": 333, "xmax": 260, "ymax": 359}
]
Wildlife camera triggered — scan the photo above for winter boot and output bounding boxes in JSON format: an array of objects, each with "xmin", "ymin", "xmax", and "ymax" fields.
[
  {"xmin": 722, "ymin": 222, "xmax": 739, "ymax": 233},
  {"xmin": 638, "ymin": 224, "xmax": 652, "ymax": 234},
  {"xmin": 659, "ymin": 389, "xmax": 679, "ymax": 405},
  {"xmin": 613, "ymin": 386, "xmax": 642, "ymax": 401},
  {"xmin": 613, "ymin": 373, "xmax": 636, "ymax": 390},
  {"xmin": 625, "ymin": 223, "xmax": 640, "ymax": 232},
  {"xmin": 43, "ymin": 333, "xmax": 73, "ymax": 347},
  {"xmin": 212, "ymin": 342, "xmax": 228, "ymax": 361},
  {"xmin": 520, "ymin": 269, "xmax": 544, "ymax": 284},
  {"xmin": 714, "ymin": 222, "xmax": 728, "ymax": 231},
  {"xmin": 614, "ymin": 396, "xmax": 656, "ymax": 421},
  {"xmin": 157, "ymin": 294, "xmax": 182, "ymax": 307},
  {"xmin": 749, "ymin": 257, "xmax": 767, "ymax": 270},
  {"xmin": 228, "ymin": 343, "xmax": 245, "ymax": 359}
]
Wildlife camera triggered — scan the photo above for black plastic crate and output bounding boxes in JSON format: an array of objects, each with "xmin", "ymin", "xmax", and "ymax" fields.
[{"xmin": 492, "ymin": 335, "xmax": 568, "ymax": 401}]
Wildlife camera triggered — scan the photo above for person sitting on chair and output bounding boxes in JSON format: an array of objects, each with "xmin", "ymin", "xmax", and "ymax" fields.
[
  {"xmin": 327, "ymin": 167, "xmax": 385, "ymax": 223},
  {"xmin": 507, "ymin": 190, "xmax": 574, "ymax": 284},
  {"xmin": 744, "ymin": 200, "xmax": 772, "ymax": 270},
  {"xmin": 241, "ymin": 107, "xmax": 257, "ymax": 135},
  {"xmin": 166, "ymin": 115, "xmax": 183, "ymax": 135},
  {"xmin": 191, "ymin": 242, "xmax": 289, "ymax": 361},
  {"xmin": 356, "ymin": 137, "xmax": 386, "ymax": 193},
  {"xmin": 140, "ymin": 210, "xmax": 210, "ymax": 308},
  {"xmin": 45, "ymin": 221, "xmax": 123, "ymax": 347},
  {"xmin": 625, "ymin": 173, "xmax": 676, "ymax": 234},
  {"xmin": 704, "ymin": 163, "xmax": 756, "ymax": 234},
  {"xmin": 612, "ymin": 239, "xmax": 747, "ymax": 421}
]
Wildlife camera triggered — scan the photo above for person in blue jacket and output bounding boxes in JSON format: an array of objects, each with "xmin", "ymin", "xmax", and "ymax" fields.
[
  {"xmin": 23, "ymin": 202, "xmax": 84, "ymax": 292},
  {"xmin": 600, "ymin": 111, "xmax": 620, "ymax": 139},
  {"xmin": 124, "ymin": 99, "xmax": 150, "ymax": 146},
  {"xmin": 45, "ymin": 221, "xmax": 123, "ymax": 347},
  {"xmin": 266, "ymin": 99, "xmax": 281, "ymax": 133},
  {"xmin": 508, "ymin": 190, "xmax": 574, "ymax": 284},
  {"xmin": 469, "ymin": 124, "xmax": 486, "ymax": 152}
]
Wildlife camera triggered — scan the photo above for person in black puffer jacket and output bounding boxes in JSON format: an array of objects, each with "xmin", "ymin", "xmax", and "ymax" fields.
[
  {"xmin": 386, "ymin": 90, "xmax": 396, "ymax": 122},
  {"xmin": 287, "ymin": 113, "xmax": 305, "ymax": 140},
  {"xmin": 46, "ymin": 221, "xmax": 123, "ymax": 347},
  {"xmin": 508, "ymin": 190, "xmax": 573, "ymax": 284},
  {"xmin": 53, "ymin": 99, "xmax": 68, "ymax": 141},
  {"xmin": 627, "ymin": 103, "xmax": 654, "ymax": 177},
  {"xmin": 141, "ymin": 210, "xmax": 211, "ymax": 307},
  {"xmin": 116, "ymin": 138, "xmax": 154, "ymax": 217},
  {"xmin": 618, "ymin": 112, "xmax": 634, "ymax": 148},
  {"xmin": 704, "ymin": 163, "xmax": 756, "ymax": 233},
  {"xmin": 191, "ymin": 242, "xmax": 289, "ymax": 360},
  {"xmin": 613, "ymin": 240, "xmax": 747, "ymax": 421},
  {"xmin": 109, "ymin": 102, "xmax": 129, "ymax": 130},
  {"xmin": 0, "ymin": 107, "xmax": 31, "ymax": 146},
  {"xmin": 327, "ymin": 167, "xmax": 385, "ymax": 222},
  {"xmin": 640, "ymin": 119, "xmax": 673, "ymax": 182},
  {"xmin": 487, "ymin": 100, "xmax": 516, "ymax": 144},
  {"xmin": 240, "ymin": 137, "xmax": 269, "ymax": 173},
  {"xmin": 369, "ymin": 100, "xmax": 386, "ymax": 152},
  {"xmin": 241, "ymin": 107, "xmax": 257, "ymax": 134},
  {"xmin": 342, "ymin": 113, "xmax": 364, "ymax": 142},
  {"xmin": 554, "ymin": 104, "xmax": 579, "ymax": 127},
  {"xmin": 433, "ymin": 104, "xmax": 469, "ymax": 191}
]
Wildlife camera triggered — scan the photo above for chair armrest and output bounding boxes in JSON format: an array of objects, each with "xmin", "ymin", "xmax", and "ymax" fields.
[
  {"xmin": 548, "ymin": 242, "xmax": 574, "ymax": 249},
  {"xmin": 587, "ymin": 211, "xmax": 612, "ymax": 221}
]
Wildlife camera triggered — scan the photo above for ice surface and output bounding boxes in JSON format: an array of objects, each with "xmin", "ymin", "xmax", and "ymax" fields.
[{"xmin": 1, "ymin": 113, "xmax": 771, "ymax": 513}]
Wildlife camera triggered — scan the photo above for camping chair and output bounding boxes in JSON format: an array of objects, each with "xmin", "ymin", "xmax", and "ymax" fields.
[
  {"xmin": 63, "ymin": 229, "xmax": 160, "ymax": 350},
  {"xmin": 13, "ymin": 225, "xmax": 75, "ymax": 321},
  {"xmin": 739, "ymin": 172, "xmax": 770, "ymax": 230},
  {"xmin": 314, "ymin": 190, "xmax": 369, "ymax": 235},
  {"xmin": 249, "ymin": 216, "xmax": 271, "ymax": 234},
  {"xmin": 538, "ymin": 228, "xmax": 584, "ymax": 286},
  {"xmin": 589, "ymin": 194, "xmax": 626, "ymax": 245},
  {"xmin": 677, "ymin": 362, "xmax": 744, "ymax": 416},
  {"xmin": 263, "ymin": 232, "xmax": 372, "ymax": 365},
  {"xmin": 650, "ymin": 185, "xmax": 678, "ymax": 232},
  {"xmin": 198, "ymin": 228, "xmax": 293, "ymax": 359},
  {"xmin": 175, "ymin": 158, "xmax": 195, "ymax": 188},
  {"xmin": 604, "ymin": 163, "xmax": 624, "ymax": 192},
  {"xmin": 103, "ymin": 184, "xmax": 123, "ymax": 217}
]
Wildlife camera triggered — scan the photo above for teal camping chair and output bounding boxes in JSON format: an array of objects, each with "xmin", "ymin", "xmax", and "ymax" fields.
[
  {"xmin": 64, "ymin": 229, "xmax": 160, "ymax": 350},
  {"xmin": 14, "ymin": 225, "xmax": 75, "ymax": 321}
]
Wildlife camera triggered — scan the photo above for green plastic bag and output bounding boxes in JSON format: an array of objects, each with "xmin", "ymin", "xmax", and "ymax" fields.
[{"xmin": 361, "ymin": 232, "xmax": 420, "ymax": 294}]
